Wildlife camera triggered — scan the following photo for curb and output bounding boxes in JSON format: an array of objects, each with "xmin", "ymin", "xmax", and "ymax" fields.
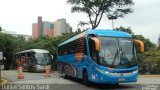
[{"xmin": 0, "ymin": 79, "xmax": 8, "ymax": 86}]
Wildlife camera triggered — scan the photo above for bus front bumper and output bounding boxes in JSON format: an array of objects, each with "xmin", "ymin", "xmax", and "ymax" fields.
[
  {"xmin": 35, "ymin": 65, "xmax": 51, "ymax": 72},
  {"xmin": 90, "ymin": 70, "xmax": 138, "ymax": 84}
]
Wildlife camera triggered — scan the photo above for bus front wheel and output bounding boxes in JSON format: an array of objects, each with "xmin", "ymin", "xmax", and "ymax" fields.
[{"xmin": 83, "ymin": 71, "xmax": 90, "ymax": 86}]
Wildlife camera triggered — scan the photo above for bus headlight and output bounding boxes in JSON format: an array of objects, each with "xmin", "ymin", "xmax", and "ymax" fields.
[
  {"xmin": 36, "ymin": 65, "xmax": 42, "ymax": 69},
  {"xmin": 133, "ymin": 70, "xmax": 138, "ymax": 74},
  {"xmin": 96, "ymin": 67, "xmax": 109, "ymax": 74}
]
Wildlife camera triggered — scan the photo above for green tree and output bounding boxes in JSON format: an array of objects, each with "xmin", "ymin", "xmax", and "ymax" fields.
[
  {"xmin": 134, "ymin": 35, "xmax": 156, "ymax": 51},
  {"xmin": 115, "ymin": 26, "xmax": 134, "ymax": 34},
  {"xmin": 158, "ymin": 35, "xmax": 160, "ymax": 50},
  {"xmin": 0, "ymin": 33, "xmax": 17, "ymax": 69},
  {"xmin": 0, "ymin": 32, "xmax": 28, "ymax": 69},
  {"xmin": 67, "ymin": 0, "xmax": 134, "ymax": 29},
  {"xmin": 139, "ymin": 50, "xmax": 160, "ymax": 74},
  {"xmin": 0, "ymin": 26, "xmax": 2, "ymax": 31}
]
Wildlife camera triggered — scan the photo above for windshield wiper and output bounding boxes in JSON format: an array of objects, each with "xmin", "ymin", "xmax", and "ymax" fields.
[
  {"xmin": 120, "ymin": 49, "xmax": 131, "ymax": 67},
  {"xmin": 111, "ymin": 49, "xmax": 119, "ymax": 68},
  {"xmin": 41, "ymin": 58, "xmax": 47, "ymax": 65}
]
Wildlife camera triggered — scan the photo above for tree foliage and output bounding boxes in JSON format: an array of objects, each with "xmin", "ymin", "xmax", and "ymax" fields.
[
  {"xmin": 0, "ymin": 26, "xmax": 2, "ymax": 31},
  {"xmin": 67, "ymin": 0, "xmax": 134, "ymax": 29},
  {"xmin": 139, "ymin": 50, "xmax": 160, "ymax": 74},
  {"xmin": 115, "ymin": 26, "xmax": 134, "ymax": 34},
  {"xmin": 0, "ymin": 33, "xmax": 27, "ymax": 69},
  {"xmin": 158, "ymin": 36, "xmax": 160, "ymax": 50}
]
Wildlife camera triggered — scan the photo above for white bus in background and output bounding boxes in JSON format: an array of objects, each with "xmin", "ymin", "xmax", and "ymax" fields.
[{"xmin": 15, "ymin": 49, "xmax": 53, "ymax": 72}]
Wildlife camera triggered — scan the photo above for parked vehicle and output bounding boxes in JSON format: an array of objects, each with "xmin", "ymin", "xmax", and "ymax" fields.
[{"xmin": 15, "ymin": 49, "xmax": 53, "ymax": 72}]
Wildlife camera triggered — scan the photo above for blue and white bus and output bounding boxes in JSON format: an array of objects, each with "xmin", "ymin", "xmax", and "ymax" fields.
[{"xmin": 57, "ymin": 29, "xmax": 144, "ymax": 85}]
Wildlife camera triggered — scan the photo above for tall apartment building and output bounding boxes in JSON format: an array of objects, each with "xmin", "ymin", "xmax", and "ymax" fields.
[
  {"xmin": 54, "ymin": 18, "xmax": 72, "ymax": 36},
  {"xmin": 32, "ymin": 17, "xmax": 72, "ymax": 39},
  {"xmin": 43, "ymin": 21, "xmax": 54, "ymax": 37},
  {"xmin": 32, "ymin": 16, "xmax": 54, "ymax": 39}
]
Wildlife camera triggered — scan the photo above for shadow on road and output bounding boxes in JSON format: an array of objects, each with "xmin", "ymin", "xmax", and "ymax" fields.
[{"xmin": 60, "ymin": 76, "xmax": 141, "ymax": 90}]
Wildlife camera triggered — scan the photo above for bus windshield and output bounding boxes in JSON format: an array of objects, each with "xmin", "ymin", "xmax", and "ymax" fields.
[
  {"xmin": 36, "ymin": 53, "xmax": 51, "ymax": 65},
  {"xmin": 98, "ymin": 37, "xmax": 137, "ymax": 68}
]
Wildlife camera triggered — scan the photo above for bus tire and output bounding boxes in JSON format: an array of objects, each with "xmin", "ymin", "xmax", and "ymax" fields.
[
  {"xmin": 114, "ymin": 83, "xmax": 119, "ymax": 86},
  {"xmin": 83, "ymin": 70, "xmax": 90, "ymax": 86},
  {"xmin": 30, "ymin": 67, "xmax": 34, "ymax": 73}
]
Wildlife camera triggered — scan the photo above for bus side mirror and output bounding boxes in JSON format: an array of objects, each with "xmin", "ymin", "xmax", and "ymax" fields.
[
  {"xmin": 134, "ymin": 39, "xmax": 144, "ymax": 52},
  {"xmin": 51, "ymin": 55, "xmax": 54, "ymax": 60},
  {"xmin": 33, "ymin": 54, "xmax": 37, "ymax": 58},
  {"xmin": 91, "ymin": 37, "xmax": 100, "ymax": 51},
  {"xmin": 3, "ymin": 57, "xmax": 6, "ymax": 61}
]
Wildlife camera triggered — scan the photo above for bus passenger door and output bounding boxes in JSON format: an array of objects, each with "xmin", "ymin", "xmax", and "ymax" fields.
[{"xmin": 88, "ymin": 37, "xmax": 100, "ymax": 80}]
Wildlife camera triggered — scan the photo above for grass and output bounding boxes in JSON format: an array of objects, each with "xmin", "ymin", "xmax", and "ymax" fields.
[
  {"xmin": 139, "ymin": 75, "xmax": 160, "ymax": 78},
  {"xmin": 0, "ymin": 78, "xmax": 8, "ymax": 87}
]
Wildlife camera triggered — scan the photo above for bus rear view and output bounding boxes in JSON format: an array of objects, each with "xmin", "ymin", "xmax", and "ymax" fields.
[{"xmin": 57, "ymin": 29, "xmax": 144, "ymax": 85}]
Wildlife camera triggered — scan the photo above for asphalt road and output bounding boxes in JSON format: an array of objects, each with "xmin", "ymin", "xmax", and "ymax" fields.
[{"xmin": 1, "ymin": 70, "xmax": 160, "ymax": 90}]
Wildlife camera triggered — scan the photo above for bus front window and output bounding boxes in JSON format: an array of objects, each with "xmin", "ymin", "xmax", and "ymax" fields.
[
  {"xmin": 36, "ymin": 53, "xmax": 51, "ymax": 65},
  {"xmin": 119, "ymin": 38, "xmax": 137, "ymax": 67},
  {"xmin": 98, "ymin": 37, "xmax": 119, "ymax": 67},
  {"xmin": 97, "ymin": 37, "xmax": 137, "ymax": 68}
]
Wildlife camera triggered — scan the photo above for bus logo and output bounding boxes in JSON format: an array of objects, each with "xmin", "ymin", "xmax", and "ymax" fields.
[{"xmin": 120, "ymin": 59, "xmax": 125, "ymax": 64}]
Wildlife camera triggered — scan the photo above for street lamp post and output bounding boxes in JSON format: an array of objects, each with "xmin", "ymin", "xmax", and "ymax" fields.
[
  {"xmin": 158, "ymin": 34, "xmax": 160, "ymax": 48},
  {"xmin": 0, "ymin": 52, "xmax": 2, "ymax": 80},
  {"xmin": 108, "ymin": 15, "xmax": 117, "ymax": 29}
]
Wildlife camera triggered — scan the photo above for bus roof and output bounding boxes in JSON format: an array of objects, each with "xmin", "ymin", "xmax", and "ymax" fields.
[
  {"xmin": 16, "ymin": 49, "xmax": 49, "ymax": 54},
  {"xmin": 59, "ymin": 29, "xmax": 132, "ymax": 46}
]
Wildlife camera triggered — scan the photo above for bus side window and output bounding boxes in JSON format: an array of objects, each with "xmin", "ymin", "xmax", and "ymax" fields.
[{"xmin": 76, "ymin": 37, "xmax": 87, "ymax": 55}]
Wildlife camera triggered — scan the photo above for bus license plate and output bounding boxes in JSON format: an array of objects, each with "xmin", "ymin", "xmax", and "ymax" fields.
[{"xmin": 118, "ymin": 78, "xmax": 125, "ymax": 81}]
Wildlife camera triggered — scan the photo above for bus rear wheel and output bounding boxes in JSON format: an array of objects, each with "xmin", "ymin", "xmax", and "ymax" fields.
[
  {"xmin": 114, "ymin": 83, "xmax": 119, "ymax": 86},
  {"xmin": 30, "ymin": 67, "xmax": 35, "ymax": 73},
  {"xmin": 83, "ymin": 71, "xmax": 90, "ymax": 86}
]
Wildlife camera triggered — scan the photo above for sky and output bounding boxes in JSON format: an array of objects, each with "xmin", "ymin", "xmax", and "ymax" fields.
[{"xmin": 0, "ymin": 0, "xmax": 160, "ymax": 44}]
